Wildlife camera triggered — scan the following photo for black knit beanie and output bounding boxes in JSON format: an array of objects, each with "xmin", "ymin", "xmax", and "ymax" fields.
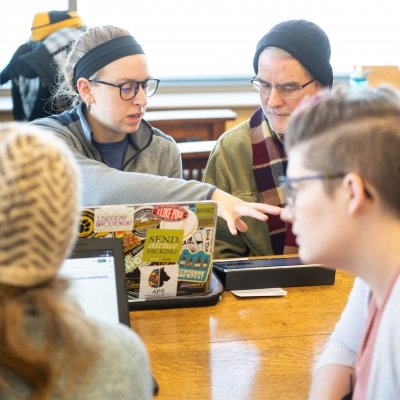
[{"xmin": 253, "ymin": 19, "xmax": 333, "ymax": 88}]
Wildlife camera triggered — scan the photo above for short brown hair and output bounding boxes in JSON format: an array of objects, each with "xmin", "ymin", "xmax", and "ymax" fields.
[{"xmin": 285, "ymin": 85, "xmax": 400, "ymax": 216}]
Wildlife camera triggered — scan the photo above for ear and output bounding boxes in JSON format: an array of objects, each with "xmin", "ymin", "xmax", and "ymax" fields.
[
  {"xmin": 76, "ymin": 77, "xmax": 93, "ymax": 105},
  {"xmin": 342, "ymin": 173, "xmax": 368, "ymax": 216}
]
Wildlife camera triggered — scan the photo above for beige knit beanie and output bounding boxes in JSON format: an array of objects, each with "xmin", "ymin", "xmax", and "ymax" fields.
[{"xmin": 0, "ymin": 123, "xmax": 80, "ymax": 287}]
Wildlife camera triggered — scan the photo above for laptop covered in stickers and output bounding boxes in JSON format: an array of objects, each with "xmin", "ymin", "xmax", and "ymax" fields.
[{"xmin": 78, "ymin": 201, "xmax": 223, "ymax": 310}]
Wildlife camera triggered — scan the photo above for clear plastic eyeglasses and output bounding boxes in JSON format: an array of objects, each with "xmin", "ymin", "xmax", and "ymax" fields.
[
  {"xmin": 279, "ymin": 174, "xmax": 345, "ymax": 206},
  {"xmin": 251, "ymin": 78, "xmax": 316, "ymax": 99},
  {"xmin": 88, "ymin": 78, "xmax": 160, "ymax": 100}
]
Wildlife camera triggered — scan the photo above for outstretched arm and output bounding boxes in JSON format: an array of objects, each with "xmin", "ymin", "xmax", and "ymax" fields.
[{"xmin": 211, "ymin": 188, "xmax": 282, "ymax": 235}]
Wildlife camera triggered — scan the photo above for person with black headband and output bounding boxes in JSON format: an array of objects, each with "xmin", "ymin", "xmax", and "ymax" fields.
[
  {"xmin": 31, "ymin": 25, "xmax": 281, "ymax": 236},
  {"xmin": 203, "ymin": 19, "xmax": 333, "ymax": 258}
]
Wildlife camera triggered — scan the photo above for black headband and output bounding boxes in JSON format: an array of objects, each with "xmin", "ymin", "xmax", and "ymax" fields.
[{"xmin": 73, "ymin": 35, "xmax": 144, "ymax": 85}]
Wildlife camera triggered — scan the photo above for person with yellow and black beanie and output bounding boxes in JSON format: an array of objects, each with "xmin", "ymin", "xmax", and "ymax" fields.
[
  {"xmin": 0, "ymin": 122, "xmax": 154, "ymax": 399},
  {"xmin": 0, "ymin": 10, "xmax": 85, "ymax": 121},
  {"xmin": 30, "ymin": 10, "xmax": 83, "ymax": 41}
]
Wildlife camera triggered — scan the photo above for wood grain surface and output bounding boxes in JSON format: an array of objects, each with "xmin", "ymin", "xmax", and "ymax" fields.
[{"xmin": 131, "ymin": 270, "xmax": 354, "ymax": 400}]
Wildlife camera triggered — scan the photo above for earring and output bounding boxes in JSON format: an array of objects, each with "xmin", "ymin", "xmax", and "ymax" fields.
[{"xmin": 87, "ymin": 103, "xmax": 92, "ymax": 112}]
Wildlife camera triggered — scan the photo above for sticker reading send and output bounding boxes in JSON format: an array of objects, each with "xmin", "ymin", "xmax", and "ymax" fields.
[{"xmin": 142, "ymin": 228, "xmax": 184, "ymax": 263}]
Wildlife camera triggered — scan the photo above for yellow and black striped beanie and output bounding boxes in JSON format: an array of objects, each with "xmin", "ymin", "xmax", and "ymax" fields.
[
  {"xmin": 0, "ymin": 123, "xmax": 80, "ymax": 287},
  {"xmin": 31, "ymin": 10, "xmax": 84, "ymax": 42}
]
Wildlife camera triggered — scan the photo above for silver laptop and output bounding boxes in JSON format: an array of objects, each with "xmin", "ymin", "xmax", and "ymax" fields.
[{"xmin": 78, "ymin": 201, "xmax": 223, "ymax": 310}]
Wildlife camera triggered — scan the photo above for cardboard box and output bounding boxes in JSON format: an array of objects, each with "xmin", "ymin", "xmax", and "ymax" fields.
[
  {"xmin": 78, "ymin": 201, "xmax": 217, "ymax": 299},
  {"xmin": 213, "ymin": 256, "xmax": 335, "ymax": 290},
  {"xmin": 361, "ymin": 65, "xmax": 400, "ymax": 88}
]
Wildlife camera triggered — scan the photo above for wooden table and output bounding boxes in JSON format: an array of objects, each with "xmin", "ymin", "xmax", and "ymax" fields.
[{"xmin": 131, "ymin": 270, "xmax": 354, "ymax": 400}]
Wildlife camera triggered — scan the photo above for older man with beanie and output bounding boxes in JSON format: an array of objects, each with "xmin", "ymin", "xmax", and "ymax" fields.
[{"xmin": 203, "ymin": 19, "xmax": 332, "ymax": 259}]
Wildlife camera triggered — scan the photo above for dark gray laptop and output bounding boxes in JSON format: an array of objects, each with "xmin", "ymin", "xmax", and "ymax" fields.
[
  {"xmin": 60, "ymin": 238, "xmax": 130, "ymax": 326},
  {"xmin": 60, "ymin": 238, "xmax": 159, "ymax": 395}
]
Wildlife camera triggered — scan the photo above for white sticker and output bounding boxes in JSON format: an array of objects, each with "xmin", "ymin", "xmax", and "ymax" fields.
[
  {"xmin": 231, "ymin": 288, "xmax": 288, "ymax": 298},
  {"xmin": 138, "ymin": 264, "xmax": 178, "ymax": 298},
  {"xmin": 94, "ymin": 206, "xmax": 134, "ymax": 232}
]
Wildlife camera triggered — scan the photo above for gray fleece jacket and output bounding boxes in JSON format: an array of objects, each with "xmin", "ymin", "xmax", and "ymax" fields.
[{"xmin": 31, "ymin": 104, "xmax": 215, "ymax": 206}]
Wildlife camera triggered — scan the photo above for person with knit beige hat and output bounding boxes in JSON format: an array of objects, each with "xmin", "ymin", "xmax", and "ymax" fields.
[
  {"xmin": 0, "ymin": 123, "xmax": 79, "ymax": 287},
  {"xmin": 0, "ymin": 122, "xmax": 153, "ymax": 399}
]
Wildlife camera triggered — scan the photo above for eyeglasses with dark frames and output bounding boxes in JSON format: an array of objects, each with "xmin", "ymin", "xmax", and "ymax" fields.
[
  {"xmin": 279, "ymin": 174, "xmax": 345, "ymax": 206},
  {"xmin": 88, "ymin": 78, "xmax": 160, "ymax": 100},
  {"xmin": 251, "ymin": 78, "xmax": 316, "ymax": 99}
]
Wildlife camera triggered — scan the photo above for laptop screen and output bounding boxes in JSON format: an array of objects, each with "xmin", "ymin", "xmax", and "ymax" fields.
[{"xmin": 59, "ymin": 238, "xmax": 130, "ymax": 327}]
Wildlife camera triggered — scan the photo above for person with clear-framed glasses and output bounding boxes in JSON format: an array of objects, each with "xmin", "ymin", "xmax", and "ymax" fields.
[
  {"xmin": 281, "ymin": 85, "xmax": 400, "ymax": 400},
  {"xmin": 203, "ymin": 19, "xmax": 333, "ymax": 259},
  {"xmin": 31, "ymin": 25, "xmax": 282, "ymax": 236}
]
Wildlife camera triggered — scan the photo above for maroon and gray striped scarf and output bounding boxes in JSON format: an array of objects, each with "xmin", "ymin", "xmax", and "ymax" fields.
[{"xmin": 250, "ymin": 107, "xmax": 298, "ymax": 255}]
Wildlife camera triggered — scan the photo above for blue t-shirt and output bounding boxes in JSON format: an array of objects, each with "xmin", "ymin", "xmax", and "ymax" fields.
[{"xmin": 93, "ymin": 136, "xmax": 129, "ymax": 170}]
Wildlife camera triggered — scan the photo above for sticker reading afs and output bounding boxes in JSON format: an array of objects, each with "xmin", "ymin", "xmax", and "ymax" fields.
[{"xmin": 152, "ymin": 205, "xmax": 188, "ymax": 221}]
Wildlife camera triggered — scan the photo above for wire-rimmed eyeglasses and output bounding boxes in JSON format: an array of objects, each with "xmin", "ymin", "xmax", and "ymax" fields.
[
  {"xmin": 88, "ymin": 78, "xmax": 160, "ymax": 100},
  {"xmin": 251, "ymin": 78, "xmax": 316, "ymax": 99},
  {"xmin": 279, "ymin": 174, "xmax": 345, "ymax": 206}
]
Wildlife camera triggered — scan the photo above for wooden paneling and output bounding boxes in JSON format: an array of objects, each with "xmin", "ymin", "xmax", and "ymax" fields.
[
  {"xmin": 177, "ymin": 140, "xmax": 216, "ymax": 180},
  {"xmin": 146, "ymin": 109, "xmax": 237, "ymax": 142}
]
